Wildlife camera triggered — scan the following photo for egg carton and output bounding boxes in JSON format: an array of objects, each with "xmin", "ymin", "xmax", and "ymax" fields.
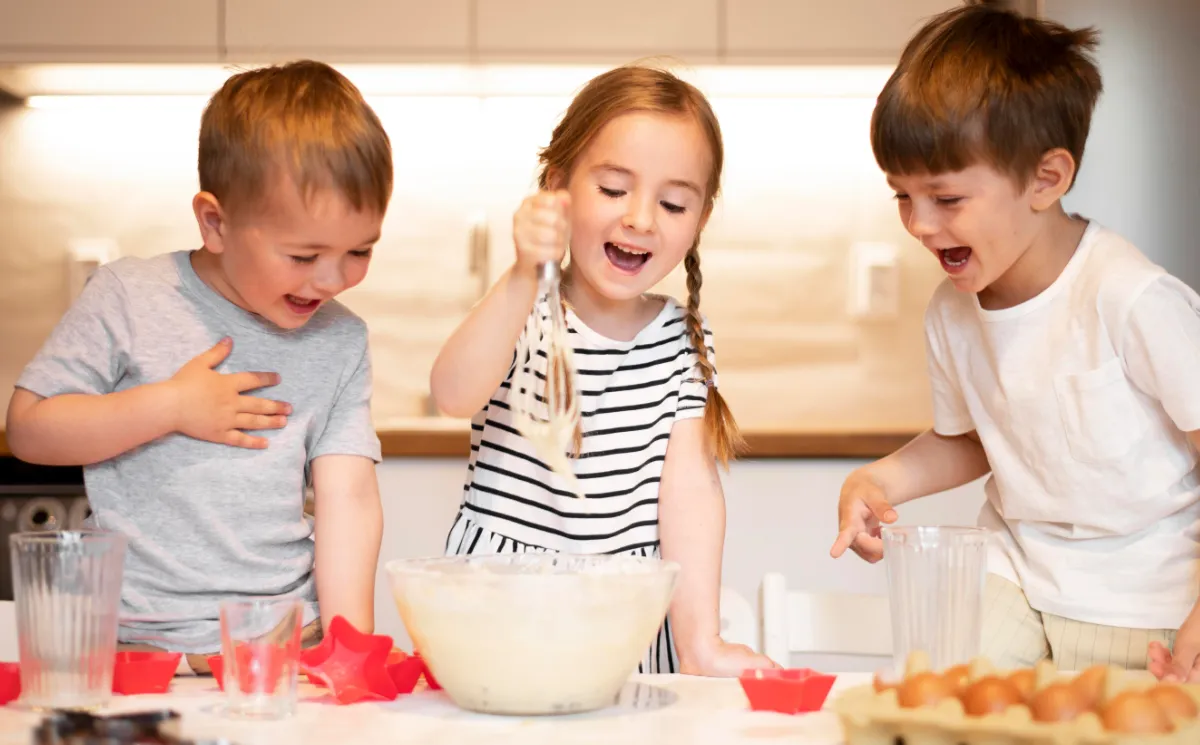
[{"xmin": 832, "ymin": 653, "xmax": 1200, "ymax": 745}]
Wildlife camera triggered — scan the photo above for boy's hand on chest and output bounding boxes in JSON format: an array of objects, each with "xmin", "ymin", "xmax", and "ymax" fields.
[{"xmin": 165, "ymin": 337, "xmax": 293, "ymax": 450}]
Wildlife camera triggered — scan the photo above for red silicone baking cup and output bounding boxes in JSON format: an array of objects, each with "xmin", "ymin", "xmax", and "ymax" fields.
[
  {"xmin": 112, "ymin": 651, "xmax": 182, "ymax": 695},
  {"xmin": 0, "ymin": 662, "xmax": 20, "ymax": 705},
  {"xmin": 739, "ymin": 668, "xmax": 837, "ymax": 715}
]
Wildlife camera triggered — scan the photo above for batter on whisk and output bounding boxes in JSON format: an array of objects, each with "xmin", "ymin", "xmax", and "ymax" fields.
[{"xmin": 429, "ymin": 64, "xmax": 779, "ymax": 677}]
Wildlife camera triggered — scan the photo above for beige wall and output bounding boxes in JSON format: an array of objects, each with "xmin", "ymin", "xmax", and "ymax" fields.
[
  {"xmin": 0, "ymin": 68, "xmax": 945, "ymax": 433},
  {"xmin": 1045, "ymin": 0, "xmax": 1200, "ymax": 290}
]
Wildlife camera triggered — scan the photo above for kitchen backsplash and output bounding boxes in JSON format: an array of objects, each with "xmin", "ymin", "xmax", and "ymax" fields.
[{"xmin": 0, "ymin": 70, "xmax": 946, "ymax": 433}]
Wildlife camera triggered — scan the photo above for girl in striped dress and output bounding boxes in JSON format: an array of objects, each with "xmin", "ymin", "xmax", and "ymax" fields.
[{"xmin": 429, "ymin": 65, "xmax": 779, "ymax": 676}]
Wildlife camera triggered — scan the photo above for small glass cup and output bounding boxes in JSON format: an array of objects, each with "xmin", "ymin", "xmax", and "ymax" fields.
[
  {"xmin": 218, "ymin": 597, "xmax": 303, "ymax": 719},
  {"xmin": 11, "ymin": 530, "xmax": 127, "ymax": 711},
  {"xmin": 883, "ymin": 525, "xmax": 987, "ymax": 672}
]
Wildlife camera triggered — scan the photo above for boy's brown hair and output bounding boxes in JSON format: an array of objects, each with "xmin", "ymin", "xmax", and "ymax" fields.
[
  {"xmin": 536, "ymin": 64, "xmax": 743, "ymax": 466},
  {"xmin": 198, "ymin": 60, "xmax": 393, "ymax": 216},
  {"xmin": 871, "ymin": 1, "xmax": 1103, "ymax": 187}
]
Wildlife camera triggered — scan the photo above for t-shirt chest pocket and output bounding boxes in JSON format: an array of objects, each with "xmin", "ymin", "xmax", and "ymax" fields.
[{"xmin": 1053, "ymin": 358, "xmax": 1149, "ymax": 463}]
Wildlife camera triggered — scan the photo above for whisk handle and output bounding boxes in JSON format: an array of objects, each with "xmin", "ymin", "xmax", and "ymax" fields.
[{"xmin": 538, "ymin": 261, "xmax": 560, "ymax": 286}]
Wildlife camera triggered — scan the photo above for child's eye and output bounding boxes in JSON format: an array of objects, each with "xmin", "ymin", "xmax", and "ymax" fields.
[
  {"xmin": 660, "ymin": 201, "xmax": 686, "ymax": 214},
  {"xmin": 290, "ymin": 255, "xmax": 318, "ymax": 264},
  {"xmin": 350, "ymin": 248, "xmax": 373, "ymax": 259},
  {"xmin": 598, "ymin": 186, "xmax": 625, "ymax": 198},
  {"xmin": 892, "ymin": 193, "xmax": 910, "ymax": 201},
  {"xmin": 936, "ymin": 196, "xmax": 964, "ymax": 206}
]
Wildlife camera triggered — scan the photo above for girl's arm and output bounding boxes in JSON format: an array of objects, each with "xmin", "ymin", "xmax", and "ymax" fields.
[
  {"xmin": 428, "ymin": 267, "xmax": 539, "ymax": 417},
  {"xmin": 658, "ymin": 417, "xmax": 780, "ymax": 674},
  {"xmin": 430, "ymin": 191, "xmax": 570, "ymax": 418}
]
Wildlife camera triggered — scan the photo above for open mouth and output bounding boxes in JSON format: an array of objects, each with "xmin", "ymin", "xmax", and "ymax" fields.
[
  {"xmin": 604, "ymin": 242, "xmax": 652, "ymax": 273},
  {"xmin": 284, "ymin": 294, "xmax": 321, "ymax": 315},
  {"xmin": 938, "ymin": 247, "xmax": 972, "ymax": 274}
]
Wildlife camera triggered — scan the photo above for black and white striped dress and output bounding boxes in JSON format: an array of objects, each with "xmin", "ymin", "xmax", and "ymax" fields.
[{"xmin": 444, "ymin": 295, "xmax": 714, "ymax": 674}]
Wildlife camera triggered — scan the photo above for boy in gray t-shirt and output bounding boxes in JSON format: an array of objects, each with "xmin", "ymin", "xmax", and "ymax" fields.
[{"xmin": 6, "ymin": 60, "xmax": 392, "ymax": 668}]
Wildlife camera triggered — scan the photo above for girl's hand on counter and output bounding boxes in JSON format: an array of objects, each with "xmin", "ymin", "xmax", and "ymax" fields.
[{"xmin": 680, "ymin": 637, "xmax": 781, "ymax": 677}]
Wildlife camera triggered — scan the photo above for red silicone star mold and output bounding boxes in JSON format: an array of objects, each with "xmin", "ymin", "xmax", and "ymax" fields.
[
  {"xmin": 386, "ymin": 651, "xmax": 423, "ymax": 694},
  {"xmin": 298, "ymin": 616, "xmax": 397, "ymax": 704}
]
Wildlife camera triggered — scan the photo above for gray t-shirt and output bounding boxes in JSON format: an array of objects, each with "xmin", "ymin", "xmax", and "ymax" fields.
[{"xmin": 16, "ymin": 250, "xmax": 382, "ymax": 653}]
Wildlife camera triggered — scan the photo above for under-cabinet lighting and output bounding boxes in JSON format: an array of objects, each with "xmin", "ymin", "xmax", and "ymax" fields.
[{"xmin": 3, "ymin": 63, "xmax": 894, "ymax": 106}]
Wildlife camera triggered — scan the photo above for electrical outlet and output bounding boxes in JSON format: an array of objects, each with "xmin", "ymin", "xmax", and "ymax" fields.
[
  {"xmin": 66, "ymin": 237, "xmax": 119, "ymax": 300},
  {"xmin": 848, "ymin": 242, "xmax": 900, "ymax": 319}
]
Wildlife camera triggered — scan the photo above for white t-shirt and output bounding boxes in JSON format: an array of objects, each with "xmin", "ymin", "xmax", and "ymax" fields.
[{"xmin": 925, "ymin": 220, "xmax": 1200, "ymax": 629}]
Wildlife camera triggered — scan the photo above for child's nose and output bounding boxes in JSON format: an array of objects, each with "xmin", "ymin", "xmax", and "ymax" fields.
[
  {"xmin": 622, "ymin": 197, "xmax": 656, "ymax": 234},
  {"xmin": 906, "ymin": 203, "xmax": 938, "ymax": 238},
  {"xmin": 312, "ymin": 265, "xmax": 345, "ymax": 295}
]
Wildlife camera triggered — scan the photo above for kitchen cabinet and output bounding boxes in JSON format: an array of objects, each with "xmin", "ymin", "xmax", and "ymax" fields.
[
  {"xmin": 0, "ymin": 0, "xmax": 1045, "ymax": 68},
  {"xmin": 0, "ymin": 0, "xmax": 220, "ymax": 63},
  {"xmin": 723, "ymin": 0, "xmax": 963, "ymax": 63},
  {"xmin": 475, "ymin": 0, "xmax": 720, "ymax": 62},
  {"xmin": 224, "ymin": 0, "xmax": 471, "ymax": 62}
]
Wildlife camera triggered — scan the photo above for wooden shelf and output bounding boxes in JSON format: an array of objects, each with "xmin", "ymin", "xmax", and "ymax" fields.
[
  {"xmin": 0, "ymin": 427, "xmax": 917, "ymax": 460},
  {"xmin": 378, "ymin": 427, "xmax": 917, "ymax": 459}
]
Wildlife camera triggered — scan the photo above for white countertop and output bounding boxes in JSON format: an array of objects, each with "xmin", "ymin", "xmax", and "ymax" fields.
[{"xmin": 0, "ymin": 673, "xmax": 868, "ymax": 745}]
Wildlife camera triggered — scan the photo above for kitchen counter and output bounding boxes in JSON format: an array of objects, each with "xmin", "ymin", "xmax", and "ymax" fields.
[
  {"xmin": 0, "ymin": 673, "xmax": 866, "ymax": 745},
  {"xmin": 377, "ymin": 422, "xmax": 917, "ymax": 458},
  {"xmin": 0, "ymin": 426, "xmax": 917, "ymax": 460}
]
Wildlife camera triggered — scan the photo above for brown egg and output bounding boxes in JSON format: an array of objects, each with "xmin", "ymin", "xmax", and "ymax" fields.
[
  {"xmin": 1029, "ymin": 682, "xmax": 1091, "ymax": 723},
  {"xmin": 960, "ymin": 676, "xmax": 1025, "ymax": 717},
  {"xmin": 1072, "ymin": 665, "xmax": 1108, "ymax": 708},
  {"xmin": 942, "ymin": 664, "xmax": 971, "ymax": 692},
  {"xmin": 897, "ymin": 671, "xmax": 956, "ymax": 709},
  {"xmin": 1101, "ymin": 691, "xmax": 1172, "ymax": 734},
  {"xmin": 1147, "ymin": 685, "xmax": 1199, "ymax": 721},
  {"xmin": 1008, "ymin": 668, "xmax": 1037, "ymax": 701}
]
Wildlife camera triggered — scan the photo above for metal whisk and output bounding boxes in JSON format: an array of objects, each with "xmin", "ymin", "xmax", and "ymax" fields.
[{"xmin": 511, "ymin": 261, "xmax": 585, "ymax": 498}]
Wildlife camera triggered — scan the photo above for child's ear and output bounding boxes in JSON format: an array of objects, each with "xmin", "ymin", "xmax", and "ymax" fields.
[
  {"xmin": 1029, "ymin": 148, "xmax": 1077, "ymax": 211},
  {"xmin": 544, "ymin": 167, "xmax": 567, "ymax": 192},
  {"xmin": 192, "ymin": 192, "xmax": 228, "ymax": 253}
]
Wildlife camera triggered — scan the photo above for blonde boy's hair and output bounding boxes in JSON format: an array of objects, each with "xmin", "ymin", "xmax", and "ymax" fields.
[{"xmin": 198, "ymin": 60, "xmax": 393, "ymax": 215}]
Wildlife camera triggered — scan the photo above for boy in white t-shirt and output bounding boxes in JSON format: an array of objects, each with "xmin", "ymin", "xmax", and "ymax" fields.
[{"xmin": 829, "ymin": 4, "xmax": 1200, "ymax": 681}]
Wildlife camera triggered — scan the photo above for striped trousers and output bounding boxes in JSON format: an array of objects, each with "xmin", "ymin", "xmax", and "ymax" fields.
[{"xmin": 981, "ymin": 573, "xmax": 1176, "ymax": 671}]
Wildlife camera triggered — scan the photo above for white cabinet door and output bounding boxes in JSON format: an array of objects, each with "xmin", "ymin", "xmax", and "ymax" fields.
[
  {"xmin": 224, "ymin": 0, "xmax": 471, "ymax": 61},
  {"xmin": 476, "ymin": 0, "xmax": 720, "ymax": 63},
  {"xmin": 725, "ymin": 0, "xmax": 961, "ymax": 62},
  {"xmin": 0, "ymin": 0, "xmax": 220, "ymax": 62}
]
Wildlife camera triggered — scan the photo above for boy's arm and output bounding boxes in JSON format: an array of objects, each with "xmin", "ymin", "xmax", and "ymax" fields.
[
  {"xmin": 7, "ymin": 386, "xmax": 178, "ymax": 466},
  {"xmin": 865, "ymin": 429, "xmax": 991, "ymax": 507},
  {"xmin": 306, "ymin": 334, "xmax": 383, "ymax": 633},
  {"xmin": 7, "ymin": 340, "xmax": 286, "ymax": 466},
  {"xmin": 830, "ymin": 430, "xmax": 990, "ymax": 562},
  {"xmin": 832, "ymin": 296, "xmax": 990, "ymax": 562},
  {"xmin": 659, "ymin": 418, "xmax": 778, "ymax": 675},
  {"xmin": 1149, "ymin": 431, "xmax": 1200, "ymax": 683},
  {"xmin": 311, "ymin": 454, "xmax": 383, "ymax": 634},
  {"xmin": 7, "ymin": 264, "xmax": 286, "ymax": 466},
  {"xmin": 1110, "ymin": 277, "xmax": 1200, "ymax": 681},
  {"xmin": 429, "ymin": 267, "xmax": 538, "ymax": 418}
]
